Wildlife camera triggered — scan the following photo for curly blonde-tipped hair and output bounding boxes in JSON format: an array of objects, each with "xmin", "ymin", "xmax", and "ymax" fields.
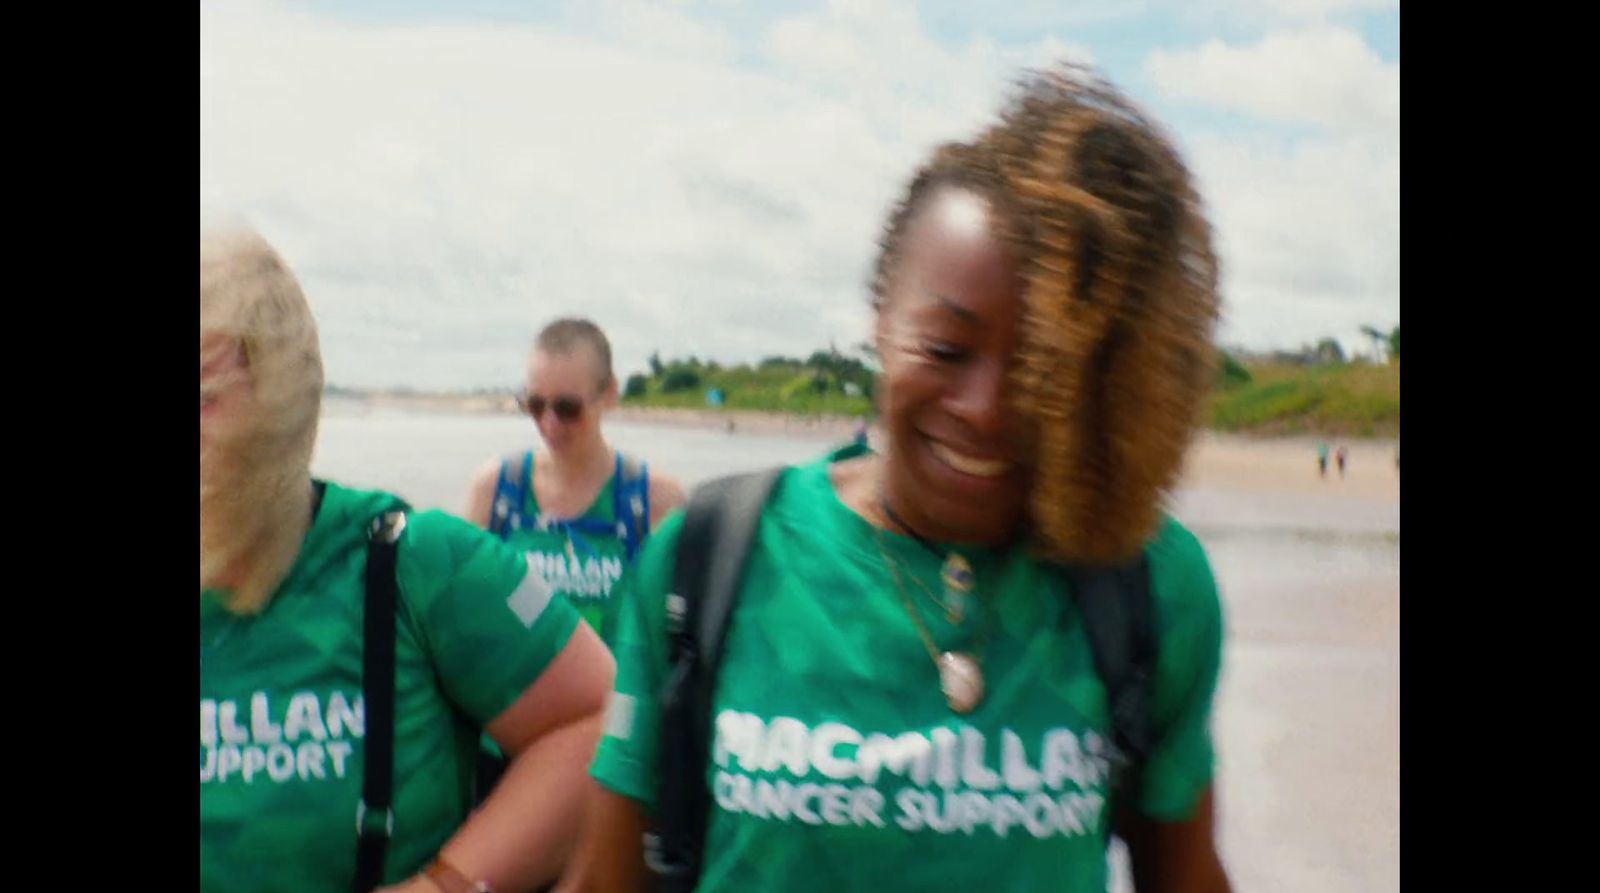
[{"xmin": 986, "ymin": 66, "xmax": 1220, "ymax": 564}]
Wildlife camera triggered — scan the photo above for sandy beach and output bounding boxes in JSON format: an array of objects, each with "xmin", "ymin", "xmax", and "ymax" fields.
[
  {"xmin": 346, "ymin": 396, "xmax": 1402, "ymax": 499},
  {"xmin": 1180, "ymin": 432, "xmax": 1398, "ymax": 499},
  {"xmin": 612, "ymin": 405, "xmax": 866, "ymax": 441},
  {"xmin": 1172, "ymin": 436, "xmax": 1398, "ymax": 893},
  {"xmin": 620, "ymin": 406, "xmax": 1402, "ymax": 510}
]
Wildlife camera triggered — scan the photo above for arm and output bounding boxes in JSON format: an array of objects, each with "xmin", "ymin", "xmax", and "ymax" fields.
[
  {"xmin": 429, "ymin": 622, "xmax": 617, "ymax": 892},
  {"xmin": 1121, "ymin": 520, "xmax": 1232, "ymax": 893},
  {"xmin": 559, "ymin": 515, "xmax": 686, "ymax": 893},
  {"xmin": 464, "ymin": 458, "xmax": 504, "ymax": 528},
  {"xmin": 646, "ymin": 472, "xmax": 686, "ymax": 528},
  {"xmin": 376, "ymin": 512, "xmax": 614, "ymax": 893},
  {"xmin": 552, "ymin": 785, "xmax": 651, "ymax": 893},
  {"xmin": 1119, "ymin": 786, "xmax": 1231, "ymax": 893}
]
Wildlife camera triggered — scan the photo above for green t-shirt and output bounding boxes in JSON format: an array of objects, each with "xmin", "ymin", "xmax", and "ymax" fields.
[
  {"xmin": 591, "ymin": 449, "xmax": 1225, "ymax": 892},
  {"xmin": 200, "ymin": 481, "xmax": 581, "ymax": 893},
  {"xmin": 495, "ymin": 452, "xmax": 636, "ymax": 638}
]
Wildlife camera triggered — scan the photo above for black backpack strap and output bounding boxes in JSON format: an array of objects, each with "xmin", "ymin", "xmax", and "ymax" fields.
[
  {"xmin": 645, "ymin": 467, "xmax": 784, "ymax": 893},
  {"xmin": 1061, "ymin": 553, "xmax": 1157, "ymax": 831},
  {"xmin": 354, "ymin": 510, "xmax": 408, "ymax": 893}
]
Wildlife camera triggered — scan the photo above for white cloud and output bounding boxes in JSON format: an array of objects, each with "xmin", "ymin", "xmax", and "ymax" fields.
[
  {"xmin": 201, "ymin": 0, "xmax": 1082, "ymax": 389},
  {"xmin": 1195, "ymin": 133, "xmax": 1399, "ymax": 351},
  {"xmin": 916, "ymin": 0, "xmax": 1395, "ymax": 33},
  {"xmin": 1144, "ymin": 26, "xmax": 1399, "ymax": 352},
  {"xmin": 202, "ymin": 0, "xmax": 1398, "ymax": 387},
  {"xmin": 1194, "ymin": 0, "xmax": 1398, "ymax": 25},
  {"xmin": 1146, "ymin": 25, "xmax": 1398, "ymax": 136},
  {"xmin": 580, "ymin": 0, "xmax": 739, "ymax": 62}
]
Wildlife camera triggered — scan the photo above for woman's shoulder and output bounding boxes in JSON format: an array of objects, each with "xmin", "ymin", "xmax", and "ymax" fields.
[
  {"xmin": 1143, "ymin": 514, "xmax": 1222, "ymax": 628},
  {"xmin": 1146, "ymin": 514, "xmax": 1208, "ymax": 568}
]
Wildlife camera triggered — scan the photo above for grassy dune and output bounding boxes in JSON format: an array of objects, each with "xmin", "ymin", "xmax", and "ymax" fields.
[
  {"xmin": 616, "ymin": 356, "xmax": 1403, "ymax": 438},
  {"xmin": 1208, "ymin": 361, "xmax": 1400, "ymax": 438},
  {"xmin": 622, "ymin": 361, "xmax": 873, "ymax": 416}
]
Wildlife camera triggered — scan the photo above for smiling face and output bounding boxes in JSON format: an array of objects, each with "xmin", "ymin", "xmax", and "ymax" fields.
[{"xmin": 874, "ymin": 185, "xmax": 1031, "ymax": 546}]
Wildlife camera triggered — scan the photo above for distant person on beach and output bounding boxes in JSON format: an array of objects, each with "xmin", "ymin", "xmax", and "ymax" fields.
[
  {"xmin": 852, "ymin": 417, "xmax": 870, "ymax": 448},
  {"xmin": 466, "ymin": 318, "xmax": 687, "ymax": 641},
  {"xmin": 202, "ymin": 223, "xmax": 613, "ymax": 893},
  {"xmin": 1317, "ymin": 441, "xmax": 1330, "ymax": 478},
  {"xmin": 563, "ymin": 65, "xmax": 1233, "ymax": 893},
  {"xmin": 1336, "ymin": 445, "xmax": 1348, "ymax": 479}
]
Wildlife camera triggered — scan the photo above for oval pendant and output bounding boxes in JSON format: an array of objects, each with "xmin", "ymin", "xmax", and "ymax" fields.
[{"xmin": 938, "ymin": 651, "xmax": 984, "ymax": 714}]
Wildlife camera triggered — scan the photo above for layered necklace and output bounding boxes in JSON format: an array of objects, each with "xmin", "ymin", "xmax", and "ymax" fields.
[{"xmin": 872, "ymin": 494, "xmax": 988, "ymax": 715}]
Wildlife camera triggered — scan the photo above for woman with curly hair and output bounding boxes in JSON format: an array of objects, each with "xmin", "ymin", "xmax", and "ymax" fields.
[{"xmin": 562, "ymin": 64, "xmax": 1232, "ymax": 893}]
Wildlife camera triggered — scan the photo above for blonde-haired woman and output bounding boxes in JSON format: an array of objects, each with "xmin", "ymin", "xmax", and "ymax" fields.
[{"xmin": 201, "ymin": 222, "xmax": 614, "ymax": 893}]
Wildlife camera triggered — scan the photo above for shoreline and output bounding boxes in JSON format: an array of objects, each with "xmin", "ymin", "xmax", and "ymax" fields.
[
  {"xmin": 627, "ymin": 408, "xmax": 1400, "ymax": 505},
  {"xmin": 332, "ymin": 393, "xmax": 1398, "ymax": 446},
  {"xmin": 612, "ymin": 405, "xmax": 863, "ymax": 441},
  {"xmin": 328, "ymin": 396, "xmax": 1400, "ymax": 501}
]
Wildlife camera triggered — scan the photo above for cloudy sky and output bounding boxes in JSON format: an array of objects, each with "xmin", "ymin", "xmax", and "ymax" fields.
[{"xmin": 200, "ymin": 0, "xmax": 1399, "ymax": 391}]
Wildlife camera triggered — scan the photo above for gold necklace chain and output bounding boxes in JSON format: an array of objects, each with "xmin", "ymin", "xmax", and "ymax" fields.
[
  {"xmin": 877, "ymin": 490, "xmax": 977, "ymax": 624},
  {"xmin": 899, "ymin": 557, "xmax": 972, "ymax": 625},
  {"xmin": 872, "ymin": 523, "xmax": 989, "ymax": 714}
]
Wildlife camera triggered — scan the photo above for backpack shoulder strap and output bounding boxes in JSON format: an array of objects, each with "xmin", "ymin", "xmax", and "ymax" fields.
[
  {"xmin": 644, "ymin": 467, "xmax": 783, "ymax": 893},
  {"xmin": 614, "ymin": 453, "xmax": 651, "ymax": 560},
  {"xmin": 354, "ymin": 509, "xmax": 407, "ymax": 893},
  {"xmin": 1060, "ymin": 553, "xmax": 1158, "ymax": 821},
  {"xmin": 489, "ymin": 451, "xmax": 535, "ymax": 538}
]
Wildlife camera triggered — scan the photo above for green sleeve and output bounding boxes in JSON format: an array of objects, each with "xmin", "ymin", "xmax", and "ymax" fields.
[
  {"xmin": 397, "ymin": 510, "xmax": 581, "ymax": 726},
  {"xmin": 589, "ymin": 511, "xmax": 683, "ymax": 808},
  {"xmin": 1136, "ymin": 517, "xmax": 1226, "ymax": 821}
]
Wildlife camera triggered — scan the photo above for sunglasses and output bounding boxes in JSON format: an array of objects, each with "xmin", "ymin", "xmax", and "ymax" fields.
[{"xmin": 519, "ymin": 394, "xmax": 586, "ymax": 423}]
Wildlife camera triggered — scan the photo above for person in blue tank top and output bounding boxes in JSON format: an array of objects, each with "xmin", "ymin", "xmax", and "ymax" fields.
[{"xmin": 465, "ymin": 318, "xmax": 687, "ymax": 642}]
